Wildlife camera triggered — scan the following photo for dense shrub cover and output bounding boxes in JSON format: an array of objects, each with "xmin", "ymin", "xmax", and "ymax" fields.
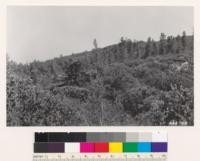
[{"xmin": 7, "ymin": 32, "xmax": 194, "ymax": 126}]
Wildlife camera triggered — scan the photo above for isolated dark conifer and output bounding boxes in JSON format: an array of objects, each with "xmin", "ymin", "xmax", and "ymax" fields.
[
  {"xmin": 93, "ymin": 38, "xmax": 98, "ymax": 49},
  {"xmin": 182, "ymin": 31, "xmax": 187, "ymax": 50}
]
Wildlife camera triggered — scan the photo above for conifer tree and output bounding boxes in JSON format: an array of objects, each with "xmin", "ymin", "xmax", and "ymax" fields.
[
  {"xmin": 93, "ymin": 39, "xmax": 98, "ymax": 49},
  {"xmin": 182, "ymin": 31, "xmax": 187, "ymax": 50},
  {"xmin": 159, "ymin": 33, "xmax": 167, "ymax": 55}
]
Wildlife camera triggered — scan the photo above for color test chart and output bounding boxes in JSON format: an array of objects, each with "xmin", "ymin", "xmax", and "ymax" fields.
[{"xmin": 33, "ymin": 132, "xmax": 168, "ymax": 161}]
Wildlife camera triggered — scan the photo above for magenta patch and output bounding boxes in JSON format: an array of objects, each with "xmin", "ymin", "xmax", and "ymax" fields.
[{"xmin": 80, "ymin": 142, "xmax": 94, "ymax": 152}]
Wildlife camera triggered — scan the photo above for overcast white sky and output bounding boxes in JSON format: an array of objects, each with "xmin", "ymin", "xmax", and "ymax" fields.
[{"xmin": 7, "ymin": 6, "xmax": 193, "ymax": 63}]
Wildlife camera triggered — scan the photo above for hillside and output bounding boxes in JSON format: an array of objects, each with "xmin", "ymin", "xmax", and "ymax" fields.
[{"xmin": 7, "ymin": 32, "xmax": 194, "ymax": 126}]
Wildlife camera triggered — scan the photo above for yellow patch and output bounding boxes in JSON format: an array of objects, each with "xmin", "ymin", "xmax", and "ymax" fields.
[{"xmin": 109, "ymin": 142, "xmax": 123, "ymax": 152}]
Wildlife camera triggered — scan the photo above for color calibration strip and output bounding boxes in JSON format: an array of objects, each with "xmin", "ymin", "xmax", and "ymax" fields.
[{"xmin": 34, "ymin": 132, "xmax": 167, "ymax": 153}]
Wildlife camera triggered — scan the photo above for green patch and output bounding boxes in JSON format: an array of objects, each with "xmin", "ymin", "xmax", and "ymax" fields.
[{"xmin": 123, "ymin": 142, "xmax": 138, "ymax": 152}]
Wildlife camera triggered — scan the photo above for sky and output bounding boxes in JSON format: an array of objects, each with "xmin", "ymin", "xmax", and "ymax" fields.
[{"xmin": 7, "ymin": 6, "xmax": 193, "ymax": 63}]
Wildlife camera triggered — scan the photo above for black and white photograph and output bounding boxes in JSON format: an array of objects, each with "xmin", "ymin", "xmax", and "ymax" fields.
[{"xmin": 6, "ymin": 6, "xmax": 194, "ymax": 126}]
